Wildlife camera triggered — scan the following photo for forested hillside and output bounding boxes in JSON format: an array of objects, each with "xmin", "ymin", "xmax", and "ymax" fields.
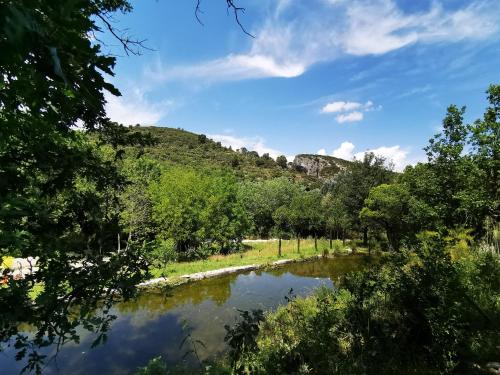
[{"xmin": 126, "ymin": 126, "xmax": 350, "ymax": 183}]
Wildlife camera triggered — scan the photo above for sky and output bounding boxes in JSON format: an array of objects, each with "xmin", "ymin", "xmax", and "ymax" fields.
[{"xmin": 101, "ymin": 0, "xmax": 500, "ymax": 170}]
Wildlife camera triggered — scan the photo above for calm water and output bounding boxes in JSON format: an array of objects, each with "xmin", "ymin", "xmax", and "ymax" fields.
[{"xmin": 1, "ymin": 255, "xmax": 373, "ymax": 375}]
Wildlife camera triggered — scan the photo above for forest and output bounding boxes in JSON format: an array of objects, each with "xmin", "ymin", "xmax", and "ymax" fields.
[{"xmin": 0, "ymin": 1, "xmax": 499, "ymax": 374}]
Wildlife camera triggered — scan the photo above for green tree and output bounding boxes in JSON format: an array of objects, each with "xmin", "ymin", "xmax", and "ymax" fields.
[
  {"xmin": 468, "ymin": 85, "xmax": 500, "ymax": 228},
  {"xmin": 322, "ymin": 193, "xmax": 350, "ymax": 248},
  {"xmin": 0, "ymin": 1, "xmax": 152, "ymax": 371},
  {"xmin": 360, "ymin": 184, "xmax": 413, "ymax": 251},
  {"xmin": 405, "ymin": 87, "xmax": 499, "ymax": 235},
  {"xmin": 120, "ymin": 157, "xmax": 162, "ymax": 245},
  {"xmin": 285, "ymin": 189, "xmax": 322, "ymax": 253},
  {"xmin": 276, "ymin": 155, "xmax": 288, "ymax": 169},
  {"xmin": 329, "ymin": 153, "xmax": 393, "ymax": 245},
  {"xmin": 238, "ymin": 177, "xmax": 300, "ymax": 238},
  {"xmin": 150, "ymin": 167, "xmax": 248, "ymax": 257}
]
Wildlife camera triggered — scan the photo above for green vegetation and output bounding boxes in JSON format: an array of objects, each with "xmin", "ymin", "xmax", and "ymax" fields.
[
  {"xmin": 134, "ymin": 85, "xmax": 499, "ymax": 374},
  {"xmin": 150, "ymin": 239, "xmax": 353, "ymax": 280},
  {"xmin": 150, "ymin": 167, "xmax": 249, "ymax": 259},
  {"xmin": 1, "ymin": 0, "xmax": 498, "ymax": 373},
  {"xmin": 233, "ymin": 246, "xmax": 499, "ymax": 374},
  {"xmin": 128, "ymin": 127, "xmax": 335, "ymax": 183}
]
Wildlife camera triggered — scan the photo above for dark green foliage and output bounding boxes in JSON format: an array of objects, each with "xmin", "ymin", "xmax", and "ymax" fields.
[
  {"xmin": 360, "ymin": 183, "xmax": 435, "ymax": 251},
  {"xmin": 403, "ymin": 86, "xmax": 499, "ymax": 235},
  {"xmin": 224, "ymin": 309, "xmax": 265, "ymax": 372},
  {"xmin": 276, "ymin": 155, "xmax": 288, "ymax": 169},
  {"xmin": 238, "ymin": 243, "xmax": 500, "ymax": 374},
  {"xmin": 239, "ymin": 177, "xmax": 303, "ymax": 238},
  {"xmin": 0, "ymin": 1, "xmax": 152, "ymax": 372},
  {"xmin": 327, "ymin": 153, "xmax": 394, "ymax": 244}
]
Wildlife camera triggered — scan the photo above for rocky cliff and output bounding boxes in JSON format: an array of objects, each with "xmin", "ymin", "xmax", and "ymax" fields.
[{"xmin": 292, "ymin": 154, "xmax": 350, "ymax": 180}]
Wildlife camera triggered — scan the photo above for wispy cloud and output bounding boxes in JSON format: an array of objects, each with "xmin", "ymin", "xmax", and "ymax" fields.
[
  {"xmin": 336, "ymin": 111, "xmax": 364, "ymax": 123},
  {"xmin": 148, "ymin": 0, "xmax": 499, "ymax": 83}
]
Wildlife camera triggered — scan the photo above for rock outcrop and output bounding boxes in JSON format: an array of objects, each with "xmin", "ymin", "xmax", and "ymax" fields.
[{"xmin": 292, "ymin": 154, "xmax": 350, "ymax": 179}]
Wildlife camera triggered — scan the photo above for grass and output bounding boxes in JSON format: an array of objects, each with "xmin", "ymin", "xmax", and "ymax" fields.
[{"xmin": 150, "ymin": 238, "xmax": 356, "ymax": 280}]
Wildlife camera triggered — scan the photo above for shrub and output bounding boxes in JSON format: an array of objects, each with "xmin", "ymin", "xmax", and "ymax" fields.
[
  {"xmin": 237, "ymin": 240, "xmax": 500, "ymax": 374},
  {"xmin": 146, "ymin": 239, "xmax": 177, "ymax": 268}
]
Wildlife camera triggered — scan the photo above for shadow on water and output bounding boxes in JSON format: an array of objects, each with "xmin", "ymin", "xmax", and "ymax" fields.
[{"xmin": 1, "ymin": 255, "xmax": 374, "ymax": 375}]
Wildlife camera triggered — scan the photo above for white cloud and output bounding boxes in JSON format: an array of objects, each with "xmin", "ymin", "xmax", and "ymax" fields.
[
  {"xmin": 208, "ymin": 134, "xmax": 285, "ymax": 160},
  {"xmin": 105, "ymin": 90, "xmax": 172, "ymax": 125},
  {"xmin": 321, "ymin": 101, "xmax": 362, "ymax": 113},
  {"xmin": 150, "ymin": 54, "xmax": 305, "ymax": 82},
  {"xmin": 149, "ymin": 0, "xmax": 499, "ymax": 82},
  {"xmin": 322, "ymin": 100, "xmax": 378, "ymax": 123},
  {"xmin": 336, "ymin": 111, "xmax": 364, "ymax": 123},
  {"xmin": 332, "ymin": 141, "xmax": 355, "ymax": 159},
  {"xmin": 355, "ymin": 145, "xmax": 409, "ymax": 171},
  {"xmin": 325, "ymin": 141, "xmax": 411, "ymax": 171},
  {"xmin": 317, "ymin": 148, "xmax": 327, "ymax": 155}
]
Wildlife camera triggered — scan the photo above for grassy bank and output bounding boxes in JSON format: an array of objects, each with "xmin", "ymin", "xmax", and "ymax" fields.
[{"xmin": 150, "ymin": 238, "xmax": 356, "ymax": 279}]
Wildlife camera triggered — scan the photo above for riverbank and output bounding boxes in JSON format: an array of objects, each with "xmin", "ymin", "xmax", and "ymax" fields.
[{"xmin": 145, "ymin": 238, "xmax": 359, "ymax": 287}]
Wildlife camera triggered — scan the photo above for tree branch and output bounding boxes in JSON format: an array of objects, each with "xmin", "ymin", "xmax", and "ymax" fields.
[
  {"xmin": 195, "ymin": 0, "xmax": 254, "ymax": 38},
  {"xmin": 96, "ymin": 13, "xmax": 154, "ymax": 56}
]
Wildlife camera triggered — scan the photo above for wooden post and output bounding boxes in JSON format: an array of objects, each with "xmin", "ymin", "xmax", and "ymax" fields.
[{"xmin": 278, "ymin": 237, "xmax": 282, "ymax": 257}]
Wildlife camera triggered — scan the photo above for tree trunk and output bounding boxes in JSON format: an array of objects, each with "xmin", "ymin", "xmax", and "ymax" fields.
[
  {"xmin": 363, "ymin": 227, "xmax": 368, "ymax": 246},
  {"xmin": 329, "ymin": 231, "xmax": 333, "ymax": 249},
  {"xmin": 314, "ymin": 234, "xmax": 318, "ymax": 252},
  {"xmin": 278, "ymin": 237, "xmax": 282, "ymax": 257},
  {"xmin": 342, "ymin": 229, "xmax": 346, "ymax": 245}
]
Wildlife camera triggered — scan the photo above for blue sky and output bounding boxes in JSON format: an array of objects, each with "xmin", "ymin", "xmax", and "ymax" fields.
[{"xmin": 102, "ymin": 0, "xmax": 500, "ymax": 170}]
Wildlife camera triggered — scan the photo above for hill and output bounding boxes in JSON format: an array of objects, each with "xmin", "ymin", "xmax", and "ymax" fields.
[{"xmin": 127, "ymin": 126, "xmax": 351, "ymax": 183}]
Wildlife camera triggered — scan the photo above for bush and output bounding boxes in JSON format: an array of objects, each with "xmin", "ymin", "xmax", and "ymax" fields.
[
  {"xmin": 146, "ymin": 239, "xmax": 177, "ymax": 268},
  {"xmin": 236, "ymin": 240, "xmax": 500, "ymax": 374}
]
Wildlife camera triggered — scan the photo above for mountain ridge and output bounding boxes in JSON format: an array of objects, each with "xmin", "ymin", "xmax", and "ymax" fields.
[{"xmin": 128, "ymin": 126, "xmax": 352, "ymax": 182}]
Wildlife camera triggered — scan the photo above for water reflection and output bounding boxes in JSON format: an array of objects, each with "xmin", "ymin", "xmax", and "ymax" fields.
[{"xmin": 1, "ymin": 255, "xmax": 372, "ymax": 375}]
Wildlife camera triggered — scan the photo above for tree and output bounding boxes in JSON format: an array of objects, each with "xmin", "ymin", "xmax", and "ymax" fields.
[
  {"xmin": 0, "ymin": 0, "xmax": 254, "ymax": 370},
  {"xmin": 322, "ymin": 193, "xmax": 350, "ymax": 248},
  {"xmin": 405, "ymin": 88, "xmax": 500, "ymax": 235},
  {"xmin": 150, "ymin": 167, "xmax": 248, "ymax": 257},
  {"xmin": 272, "ymin": 206, "xmax": 292, "ymax": 257},
  {"xmin": 286, "ymin": 189, "xmax": 321, "ymax": 253},
  {"xmin": 238, "ymin": 178, "xmax": 300, "ymax": 238},
  {"xmin": 120, "ymin": 157, "xmax": 162, "ymax": 245},
  {"xmin": 424, "ymin": 105, "xmax": 471, "ymax": 228},
  {"xmin": 468, "ymin": 85, "xmax": 500, "ymax": 227},
  {"xmin": 276, "ymin": 155, "xmax": 288, "ymax": 169},
  {"xmin": 0, "ymin": 1, "xmax": 154, "ymax": 371},
  {"xmin": 361, "ymin": 183, "xmax": 438, "ymax": 252},
  {"xmin": 329, "ymin": 153, "xmax": 393, "ymax": 245},
  {"xmin": 360, "ymin": 184, "xmax": 412, "ymax": 251}
]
